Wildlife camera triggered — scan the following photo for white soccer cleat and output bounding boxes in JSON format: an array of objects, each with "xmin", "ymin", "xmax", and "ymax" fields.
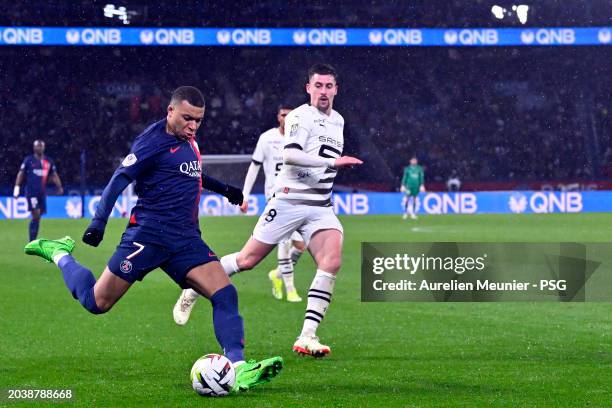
[
  {"xmin": 173, "ymin": 289, "xmax": 198, "ymax": 325},
  {"xmin": 410, "ymin": 214, "xmax": 418, "ymax": 220},
  {"xmin": 402, "ymin": 214, "xmax": 408, "ymax": 220},
  {"xmin": 292, "ymin": 335, "xmax": 331, "ymax": 358}
]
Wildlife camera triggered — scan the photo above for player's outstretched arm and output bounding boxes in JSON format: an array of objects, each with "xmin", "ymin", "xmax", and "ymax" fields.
[
  {"xmin": 202, "ymin": 174, "xmax": 244, "ymax": 206},
  {"xmin": 332, "ymin": 156, "xmax": 364, "ymax": 168},
  {"xmin": 83, "ymin": 173, "xmax": 132, "ymax": 247}
]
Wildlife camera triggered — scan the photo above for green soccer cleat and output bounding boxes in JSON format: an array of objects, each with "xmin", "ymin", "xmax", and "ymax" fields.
[
  {"xmin": 233, "ymin": 356, "xmax": 283, "ymax": 392},
  {"xmin": 24, "ymin": 236, "xmax": 75, "ymax": 263}
]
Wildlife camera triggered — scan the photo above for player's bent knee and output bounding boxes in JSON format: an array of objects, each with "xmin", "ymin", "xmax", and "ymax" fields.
[
  {"xmin": 317, "ymin": 255, "xmax": 341, "ymax": 274},
  {"xmin": 237, "ymin": 253, "xmax": 260, "ymax": 271}
]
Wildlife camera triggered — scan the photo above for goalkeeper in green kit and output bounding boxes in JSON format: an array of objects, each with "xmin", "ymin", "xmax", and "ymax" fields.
[{"xmin": 400, "ymin": 156, "xmax": 425, "ymax": 220}]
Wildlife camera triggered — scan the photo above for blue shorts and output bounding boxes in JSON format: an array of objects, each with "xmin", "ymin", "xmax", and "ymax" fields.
[
  {"xmin": 107, "ymin": 236, "xmax": 219, "ymax": 288},
  {"xmin": 26, "ymin": 194, "xmax": 46, "ymax": 214}
]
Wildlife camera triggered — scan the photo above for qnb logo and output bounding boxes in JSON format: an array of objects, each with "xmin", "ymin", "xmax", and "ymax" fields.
[
  {"xmin": 598, "ymin": 28, "xmax": 611, "ymax": 44},
  {"xmin": 443, "ymin": 30, "xmax": 458, "ymax": 44},
  {"xmin": 139, "ymin": 29, "xmax": 194, "ymax": 45},
  {"xmin": 529, "ymin": 192, "xmax": 583, "ymax": 213},
  {"xmin": 458, "ymin": 29, "xmax": 498, "ymax": 45},
  {"xmin": 179, "ymin": 161, "xmax": 202, "ymax": 178},
  {"xmin": 66, "ymin": 29, "xmax": 121, "ymax": 45},
  {"xmin": 216, "ymin": 29, "xmax": 271, "ymax": 45},
  {"xmin": 446, "ymin": 29, "xmax": 498, "ymax": 45},
  {"xmin": 522, "ymin": 29, "xmax": 575, "ymax": 45},
  {"xmin": 293, "ymin": 29, "xmax": 347, "ymax": 45},
  {"xmin": 369, "ymin": 29, "xmax": 423, "ymax": 45},
  {"xmin": 509, "ymin": 193, "xmax": 528, "ymax": 214},
  {"xmin": 0, "ymin": 28, "xmax": 43, "ymax": 44},
  {"xmin": 422, "ymin": 193, "xmax": 478, "ymax": 214}
]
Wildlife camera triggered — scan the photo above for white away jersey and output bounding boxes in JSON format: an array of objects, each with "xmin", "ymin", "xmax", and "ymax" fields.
[
  {"xmin": 274, "ymin": 104, "xmax": 344, "ymax": 206},
  {"xmin": 252, "ymin": 127, "xmax": 284, "ymax": 200}
]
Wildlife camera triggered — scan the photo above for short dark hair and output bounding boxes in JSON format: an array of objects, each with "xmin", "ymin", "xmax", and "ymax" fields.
[
  {"xmin": 308, "ymin": 63, "xmax": 338, "ymax": 83},
  {"xmin": 170, "ymin": 86, "xmax": 205, "ymax": 108},
  {"xmin": 277, "ymin": 103, "xmax": 293, "ymax": 112}
]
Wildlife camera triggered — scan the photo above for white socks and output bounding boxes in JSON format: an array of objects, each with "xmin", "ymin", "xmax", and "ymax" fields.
[
  {"xmin": 300, "ymin": 270, "xmax": 336, "ymax": 337},
  {"xmin": 289, "ymin": 246, "xmax": 304, "ymax": 266},
  {"xmin": 277, "ymin": 241, "xmax": 296, "ymax": 293},
  {"xmin": 53, "ymin": 251, "xmax": 69, "ymax": 265},
  {"xmin": 220, "ymin": 252, "xmax": 240, "ymax": 277}
]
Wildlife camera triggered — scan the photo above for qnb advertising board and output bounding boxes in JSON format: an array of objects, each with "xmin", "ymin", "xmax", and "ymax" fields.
[
  {"xmin": 0, "ymin": 191, "xmax": 611, "ymax": 219},
  {"xmin": 0, "ymin": 27, "xmax": 611, "ymax": 47}
]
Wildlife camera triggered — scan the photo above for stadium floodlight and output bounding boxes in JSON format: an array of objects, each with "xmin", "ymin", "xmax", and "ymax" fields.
[
  {"xmin": 103, "ymin": 4, "xmax": 130, "ymax": 24},
  {"xmin": 513, "ymin": 5, "xmax": 529, "ymax": 24},
  {"xmin": 491, "ymin": 5, "xmax": 505, "ymax": 19},
  {"xmin": 492, "ymin": 4, "xmax": 529, "ymax": 24}
]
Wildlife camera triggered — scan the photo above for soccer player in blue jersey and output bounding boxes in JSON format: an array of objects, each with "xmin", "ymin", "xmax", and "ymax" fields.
[
  {"xmin": 24, "ymin": 86, "xmax": 283, "ymax": 392},
  {"xmin": 13, "ymin": 140, "xmax": 64, "ymax": 241}
]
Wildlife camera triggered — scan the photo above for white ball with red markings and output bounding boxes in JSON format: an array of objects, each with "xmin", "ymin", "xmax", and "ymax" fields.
[{"xmin": 190, "ymin": 353, "xmax": 236, "ymax": 397}]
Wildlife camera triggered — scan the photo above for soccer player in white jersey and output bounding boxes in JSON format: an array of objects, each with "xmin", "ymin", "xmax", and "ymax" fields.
[
  {"xmin": 173, "ymin": 106, "xmax": 306, "ymax": 325},
  {"xmin": 219, "ymin": 63, "xmax": 363, "ymax": 357},
  {"xmin": 239, "ymin": 105, "xmax": 306, "ymax": 302}
]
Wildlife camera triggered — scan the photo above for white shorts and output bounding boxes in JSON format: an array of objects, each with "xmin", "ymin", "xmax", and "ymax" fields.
[{"xmin": 253, "ymin": 198, "xmax": 343, "ymax": 246}]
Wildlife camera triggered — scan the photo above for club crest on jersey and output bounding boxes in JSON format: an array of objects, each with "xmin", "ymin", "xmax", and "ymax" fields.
[
  {"xmin": 122, "ymin": 153, "xmax": 137, "ymax": 167},
  {"xmin": 179, "ymin": 160, "xmax": 202, "ymax": 178},
  {"xmin": 289, "ymin": 123, "xmax": 298, "ymax": 137},
  {"xmin": 120, "ymin": 260, "xmax": 133, "ymax": 273}
]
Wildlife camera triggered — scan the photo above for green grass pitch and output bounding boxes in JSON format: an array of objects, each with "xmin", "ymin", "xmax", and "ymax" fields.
[{"xmin": 1, "ymin": 214, "xmax": 611, "ymax": 407}]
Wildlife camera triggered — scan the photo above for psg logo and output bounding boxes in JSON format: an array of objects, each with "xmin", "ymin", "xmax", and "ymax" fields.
[{"xmin": 120, "ymin": 260, "xmax": 133, "ymax": 273}]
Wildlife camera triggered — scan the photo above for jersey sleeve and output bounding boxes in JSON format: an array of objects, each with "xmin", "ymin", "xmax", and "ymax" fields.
[
  {"xmin": 19, "ymin": 157, "xmax": 29, "ymax": 171},
  {"xmin": 284, "ymin": 110, "xmax": 312, "ymax": 150},
  {"xmin": 114, "ymin": 136, "xmax": 160, "ymax": 180},
  {"xmin": 251, "ymin": 133, "xmax": 266, "ymax": 164},
  {"xmin": 48, "ymin": 158, "xmax": 57, "ymax": 176}
]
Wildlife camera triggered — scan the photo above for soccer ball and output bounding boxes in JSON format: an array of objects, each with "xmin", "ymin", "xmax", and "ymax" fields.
[{"xmin": 190, "ymin": 354, "xmax": 236, "ymax": 397}]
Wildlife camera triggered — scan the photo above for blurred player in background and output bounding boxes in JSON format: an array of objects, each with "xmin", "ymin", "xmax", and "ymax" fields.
[
  {"xmin": 219, "ymin": 64, "xmax": 363, "ymax": 357},
  {"xmin": 173, "ymin": 105, "xmax": 305, "ymax": 325},
  {"xmin": 400, "ymin": 156, "xmax": 425, "ymax": 220},
  {"xmin": 13, "ymin": 140, "xmax": 63, "ymax": 241},
  {"xmin": 24, "ymin": 86, "xmax": 282, "ymax": 392}
]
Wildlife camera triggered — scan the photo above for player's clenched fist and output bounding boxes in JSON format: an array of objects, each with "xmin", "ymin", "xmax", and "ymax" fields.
[
  {"xmin": 240, "ymin": 200, "xmax": 249, "ymax": 213},
  {"xmin": 333, "ymin": 156, "xmax": 363, "ymax": 168},
  {"xmin": 82, "ymin": 220, "xmax": 106, "ymax": 247}
]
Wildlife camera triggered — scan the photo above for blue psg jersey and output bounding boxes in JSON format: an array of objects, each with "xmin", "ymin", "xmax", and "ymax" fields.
[
  {"xmin": 20, "ymin": 155, "xmax": 56, "ymax": 195},
  {"xmin": 114, "ymin": 119, "xmax": 204, "ymax": 244}
]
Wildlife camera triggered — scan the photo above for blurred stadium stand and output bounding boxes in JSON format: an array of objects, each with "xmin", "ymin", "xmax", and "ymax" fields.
[{"xmin": 0, "ymin": 1, "xmax": 610, "ymax": 194}]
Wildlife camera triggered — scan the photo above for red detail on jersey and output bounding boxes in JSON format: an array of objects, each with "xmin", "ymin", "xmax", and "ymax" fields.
[
  {"xmin": 283, "ymin": 187, "xmax": 290, "ymax": 194},
  {"xmin": 41, "ymin": 159, "xmax": 50, "ymax": 191},
  {"xmin": 170, "ymin": 146, "xmax": 180, "ymax": 154},
  {"xmin": 208, "ymin": 251, "xmax": 216, "ymax": 257},
  {"xmin": 129, "ymin": 213, "xmax": 137, "ymax": 224},
  {"xmin": 188, "ymin": 138, "xmax": 202, "ymax": 221}
]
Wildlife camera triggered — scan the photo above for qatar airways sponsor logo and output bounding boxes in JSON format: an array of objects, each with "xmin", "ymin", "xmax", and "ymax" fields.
[{"xmin": 179, "ymin": 160, "xmax": 201, "ymax": 177}]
